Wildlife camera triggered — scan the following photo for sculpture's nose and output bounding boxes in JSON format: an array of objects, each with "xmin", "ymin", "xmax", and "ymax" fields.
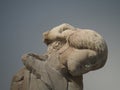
[
  {"xmin": 43, "ymin": 31, "xmax": 49, "ymax": 37},
  {"xmin": 43, "ymin": 31, "xmax": 51, "ymax": 45}
]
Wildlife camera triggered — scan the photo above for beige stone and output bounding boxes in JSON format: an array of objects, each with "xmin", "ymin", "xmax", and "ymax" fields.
[{"xmin": 11, "ymin": 23, "xmax": 108, "ymax": 90}]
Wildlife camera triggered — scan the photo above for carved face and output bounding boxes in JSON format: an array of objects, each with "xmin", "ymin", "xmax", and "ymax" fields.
[{"xmin": 43, "ymin": 23, "xmax": 76, "ymax": 45}]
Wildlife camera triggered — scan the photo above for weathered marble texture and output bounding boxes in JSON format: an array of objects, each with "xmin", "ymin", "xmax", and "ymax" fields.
[{"xmin": 11, "ymin": 23, "xmax": 108, "ymax": 90}]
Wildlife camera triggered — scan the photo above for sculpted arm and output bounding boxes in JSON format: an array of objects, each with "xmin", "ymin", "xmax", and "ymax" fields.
[{"xmin": 21, "ymin": 53, "xmax": 48, "ymax": 77}]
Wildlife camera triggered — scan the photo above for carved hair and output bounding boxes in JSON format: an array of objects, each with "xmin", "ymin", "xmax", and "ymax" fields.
[
  {"xmin": 68, "ymin": 29, "xmax": 108, "ymax": 54},
  {"xmin": 66, "ymin": 29, "xmax": 108, "ymax": 72}
]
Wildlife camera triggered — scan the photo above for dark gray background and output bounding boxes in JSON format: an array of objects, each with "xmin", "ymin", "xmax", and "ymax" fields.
[{"xmin": 0, "ymin": 0, "xmax": 120, "ymax": 90}]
